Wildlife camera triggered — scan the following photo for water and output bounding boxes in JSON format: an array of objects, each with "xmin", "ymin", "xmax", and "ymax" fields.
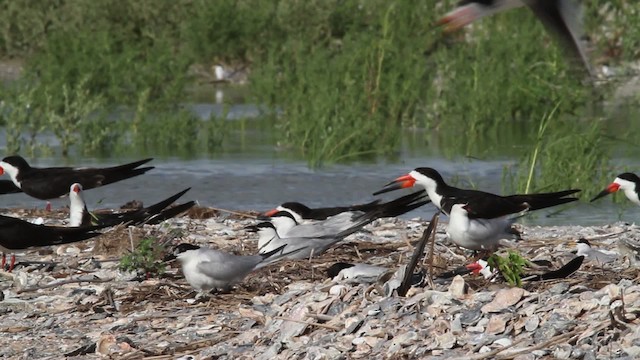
[{"xmin": 0, "ymin": 90, "xmax": 638, "ymax": 226}]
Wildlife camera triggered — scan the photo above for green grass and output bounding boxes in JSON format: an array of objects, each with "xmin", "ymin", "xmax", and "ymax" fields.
[{"xmin": 0, "ymin": 0, "xmax": 638, "ymax": 194}]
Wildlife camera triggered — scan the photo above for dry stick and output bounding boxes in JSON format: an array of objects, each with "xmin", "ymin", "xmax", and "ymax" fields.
[
  {"xmin": 459, "ymin": 337, "xmax": 529, "ymax": 360},
  {"xmin": 17, "ymin": 276, "xmax": 114, "ymax": 293},
  {"xmin": 493, "ymin": 322, "xmax": 610, "ymax": 360},
  {"xmin": 397, "ymin": 212, "xmax": 439, "ymax": 297},
  {"xmin": 132, "ymin": 311, "xmax": 211, "ymax": 322},
  {"xmin": 426, "ymin": 213, "xmax": 440, "ymax": 289},
  {"xmin": 208, "ymin": 207, "xmax": 257, "ymax": 219},
  {"xmin": 274, "ymin": 316, "xmax": 341, "ymax": 331}
]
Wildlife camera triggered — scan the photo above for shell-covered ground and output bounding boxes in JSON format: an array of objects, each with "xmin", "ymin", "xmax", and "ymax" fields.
[{"xmin": 1, "ymin": 206, "xmax": 640, "ymax": 359}]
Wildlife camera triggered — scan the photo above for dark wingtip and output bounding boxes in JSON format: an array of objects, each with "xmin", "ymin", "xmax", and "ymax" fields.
[
  {"xmin": 590, "ymin": 189, "xmax": 610, "ymax": 203},
  {"xmin": 373, "ymin": 182, "xmax": 404, "ymax": 196}
]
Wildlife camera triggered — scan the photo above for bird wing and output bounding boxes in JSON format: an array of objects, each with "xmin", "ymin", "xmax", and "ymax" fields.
[{"xmin": 195, "ymin": 251, "xmax": 261, "ymax": 280}]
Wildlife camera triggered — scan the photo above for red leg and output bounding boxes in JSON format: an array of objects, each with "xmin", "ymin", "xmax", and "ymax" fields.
[
  {"xmin": 45, "ymin": 202, "xmax": 52, "ymax": 212},
  {"xmin": 8, "ymin": 254, "xmax": 15, "ymax": 272}
]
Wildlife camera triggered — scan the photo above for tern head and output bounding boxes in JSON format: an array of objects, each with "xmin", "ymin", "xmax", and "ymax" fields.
[
  {"xmin": 591, "ymin": 173, "xmax": 639, "ymax": 202},
  {"xmin": 165, "ymin": 243, "xmax": 201, "ymax": 262},
  {"xmin": 245, "ymin": 222, "xmax": 278, "ymax": 235},
  {"xmin": 575, "ymin": 238, "xmax": 592, "ymax": 256}
]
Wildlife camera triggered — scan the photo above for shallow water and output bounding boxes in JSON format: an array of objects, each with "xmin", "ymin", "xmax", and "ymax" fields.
[
  {"xmin": 1, "ymin": 90, "xmax": 638, "ymax": 226},
  {"xmin": 0, "ymin": 146, "xmax": 637, "ymax": 227}
]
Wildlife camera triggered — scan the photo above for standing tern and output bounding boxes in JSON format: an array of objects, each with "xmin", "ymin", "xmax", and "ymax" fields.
[
  {"xmin": 171, "ymin": 243, "xmax": 301, "ymax": 293},
  {"xmin": 575, "ymin": 239, "xmax": 618, "ymax": 264},
  {"xmin": 0, "ymin": 155, "xmax": 154, "ymax": 200}
]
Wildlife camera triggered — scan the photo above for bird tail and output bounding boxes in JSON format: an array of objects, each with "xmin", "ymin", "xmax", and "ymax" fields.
[
  {"xmin": 255, "ymin": 244, "xmax": 306, "ymax": 269},
  {"xmin": 145, "ymin": 201, "xmax": 196, "ymax": 225},
  {"xmin": 142, "ymin": 187, "xmax": 192, "ymax": 215},
  {"xmin": 101, "ymin": 158, "xmax": 155, "ymax": 185},
  {"xmin": 31, "ymin": 226, "xmax": 105, "ymax": 247},
  {"xmin": 508, "ymin": 189, "xmax": 581, "ymax": 211}
]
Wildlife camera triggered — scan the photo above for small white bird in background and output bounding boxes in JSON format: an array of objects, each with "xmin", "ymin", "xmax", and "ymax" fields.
[
  {"xmin": 575, "ymin": 238, "xmax": 618, "ymax": 265},
  {"xmin": 171, "ymin": 243, "xmax": 301, "ymax": 294}
]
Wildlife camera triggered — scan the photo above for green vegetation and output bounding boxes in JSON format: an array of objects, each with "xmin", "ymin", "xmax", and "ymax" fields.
[
  {"xmin": 119, "ymin": 237, "xmax": 167, "ymax": 276},
  {"xmin": 488, "ymin": 251, "xmax": 529, "ymax": 287},
  {"xmin": 0, "ymin": 0, "xmax": 639, "ymax": 193}
]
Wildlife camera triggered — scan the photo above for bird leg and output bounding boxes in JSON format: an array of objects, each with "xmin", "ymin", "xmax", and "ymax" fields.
[
  {"xmin": 8, "ymin": 254, "xmax": 15, "ymax": 272},
  {"xmin": 45, "ymin": 202, "xmax": 52, "ymax": 212}
]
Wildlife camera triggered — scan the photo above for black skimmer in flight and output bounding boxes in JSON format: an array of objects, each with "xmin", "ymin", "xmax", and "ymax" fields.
[
  {"xmin": 374, "ymin": 167, "xmax": 580, "ymax": 217},
  {"xmin": 591, "ymin": 173, "xmax": 640, "ymax": 206},
  {"xmin": 263, "ymin": 191, "xmax": 429, "ymax": 238},
  {"xmin": 0, "ymin": 215, "xmax": 107, "ymax": 271},
  {"xmin": 69, "ymin": 183, "xmax": 195, "ymax": 227},
  {"xmin": 437, "ymin": 0, "xmax": 593, "ymax": 77},
  {"xmin": 0, "ymin": 156, "xmax": 154, "ymax": 200},
  {"xmin": 169, "ymin": 243, "xmax": 302, "ymax": 294}
]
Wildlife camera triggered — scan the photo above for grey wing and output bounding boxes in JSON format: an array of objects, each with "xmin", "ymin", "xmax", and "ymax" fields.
[{"xmin": 195, "ymin": 251, "xmax": 262, "ymax": 280}]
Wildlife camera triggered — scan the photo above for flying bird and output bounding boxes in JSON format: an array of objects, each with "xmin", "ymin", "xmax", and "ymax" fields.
[{"xmin": 437, "ymin": 0, "xmax": 593, "ymax": 77}]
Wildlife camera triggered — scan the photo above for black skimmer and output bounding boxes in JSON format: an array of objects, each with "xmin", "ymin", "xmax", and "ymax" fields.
[
  {"xmin": 170, "ymin": 243, "xmax": 301, "ymax": 293},
  {"xmin": 374, "ymin": 167, "xmax": 580, "ymax": 217},
  {"xmin": 0, "ymin": 156, "xmax": 154, "ymax": 200},
  {"xmin": 591, "ymin": 173, "xmax": 640, "ymax": 206},
  {"xmin": 69, "ymin": 183, "xmax": 195, "ymax": 227},
  {"xmin": 437, "ymin": 0, "xmax": 593, "ymax": 77},
  {"xmin": 0, "ymin": 215, "xmax": 106, "ymax": 271},
  {"xmin": 264, "ymin": 199, "xmax": 384, "ymax": 222},
  {"xmin": 263, "ymin": 191, "xmax": 429, "ymax": 238}
]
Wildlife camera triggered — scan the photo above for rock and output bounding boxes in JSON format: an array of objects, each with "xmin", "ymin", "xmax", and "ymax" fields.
[{"xmin": 481, "ymin": 288, "xmax": 525, "ymax": 313}]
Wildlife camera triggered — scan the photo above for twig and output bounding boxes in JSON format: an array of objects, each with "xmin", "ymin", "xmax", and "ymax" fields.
[
  {"xmin": 274, "ymin": 316, "xmax": 341, "ymax": 331},
  {"xmin": 17, "ymin": 276, "xmax": 114, "ymax": 293},
  {"xmin": 426, "ymin": 213, "xmax": 440, "ymax": 289},
  {"xmin": 397, "ymin": 213, "xmax": 438, "ymax": 297},
  {"xmin": 208, "ymin": 207, "xmax": 257, "ymax": 219},
  {"xmin": 132, "ymin": 311, "xmax": 211, "ymax": 322},
  {"xmin": 460, "ymin": 337, "xmax": 528, "ymax": 360}
]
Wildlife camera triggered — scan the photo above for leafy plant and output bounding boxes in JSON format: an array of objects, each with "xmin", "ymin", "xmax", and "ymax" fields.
[
  {"xmin": 119, "ymin": 237, "xmax": 166, "ymax": 276},
  {"xmin": 487, "ymin": 251, "xmax": 529, "ymax": 287}
]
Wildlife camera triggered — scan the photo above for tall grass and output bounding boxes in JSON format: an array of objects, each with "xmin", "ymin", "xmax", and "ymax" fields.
[{"xmin": 0, "ymin": 0, "xmax": 637, "ymax": 195}]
